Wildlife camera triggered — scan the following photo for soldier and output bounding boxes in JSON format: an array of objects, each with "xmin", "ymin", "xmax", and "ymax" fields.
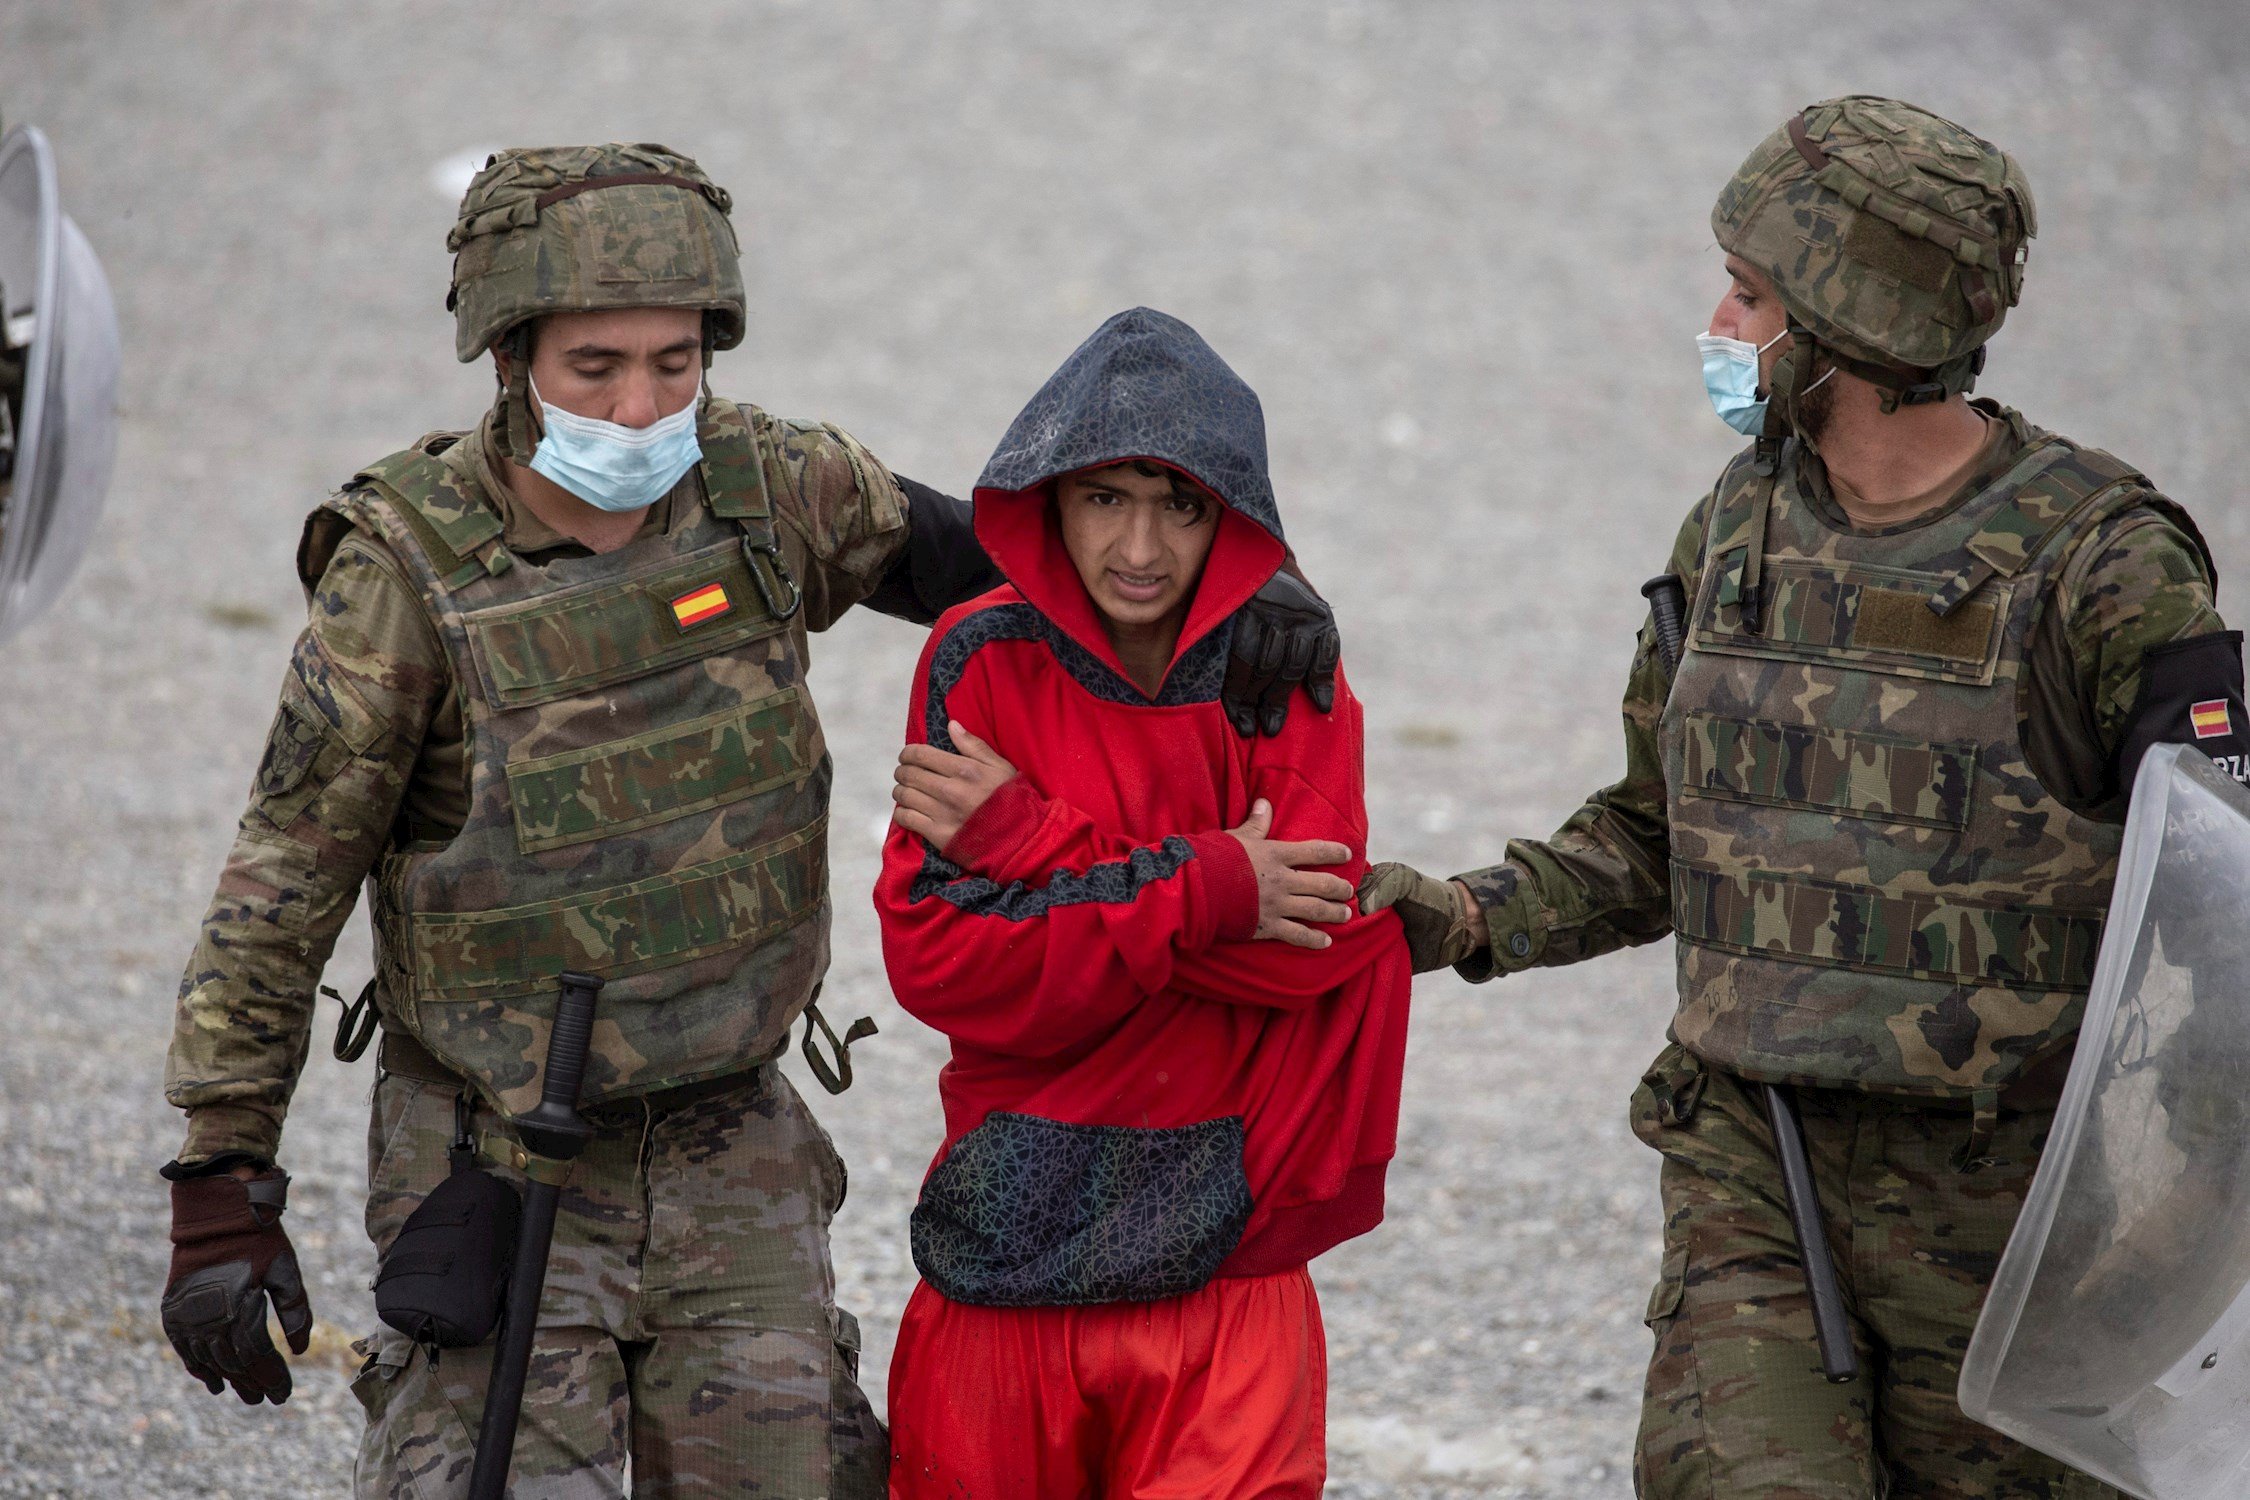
[
  {"xmin": 1364, "ymin": 97, "xmax": 2250, "ymax": 1498},
  {"xmin": 156, "ymin": 143, "xmax": 1340, "ymax": 1497}
]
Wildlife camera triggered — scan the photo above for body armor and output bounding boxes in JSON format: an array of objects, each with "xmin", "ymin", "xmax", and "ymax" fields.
[
  {"xmin": 331, "ymin": 397, "xmax": 829, "ymax": 1120},
  {"xmin": 1660, "ymin": 424, "xmax": 2205, "ymax": 1100}
]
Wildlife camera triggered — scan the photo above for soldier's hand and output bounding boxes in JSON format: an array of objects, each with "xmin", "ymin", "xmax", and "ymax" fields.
[
  {"xmin": 893, "ymin": 721, "xmax": 1018, "ymax": 854},
  {"xmin": 1227, "ymin": 799, "xmax": 1355, "ymax": 949},
  {"xmin": 160, "ymin": 1167, "xmax": 314, "ymax": 1405},
  {"xmin": 1224, "ymin": 568, "xmax": 1341, "ymax": 738},
  {"xmin": 1360, "ymin": 862, "xmax": 1484, "ymax": 974}
]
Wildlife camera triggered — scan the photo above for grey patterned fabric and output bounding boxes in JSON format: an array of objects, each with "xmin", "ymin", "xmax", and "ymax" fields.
[
  {"xmin": 975, "ymin": 307, "xmax": 1283, "ymax": 544},
  {"xmin": 910, "ymin": 1111, "xmax": 1253, "ymax": 1306}
]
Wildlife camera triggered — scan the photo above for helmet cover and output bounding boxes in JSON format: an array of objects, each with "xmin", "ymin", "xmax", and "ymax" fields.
[
  {"xmin": 1713, "ymin": 96, "xmax": 2036, "ymax": 385},
  {"xmin": 447, "ymin": 142, "xmax": 744, "ymax": 362}
]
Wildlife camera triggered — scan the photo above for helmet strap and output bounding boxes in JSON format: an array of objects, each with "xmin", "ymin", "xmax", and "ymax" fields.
[
  {"xmin": 1811, "ymin": 340, "xmax": 1985, "ymax": 414},
  {"xmin": 494, "ymin": 326, "xmax": 538, "ymax": 466}
]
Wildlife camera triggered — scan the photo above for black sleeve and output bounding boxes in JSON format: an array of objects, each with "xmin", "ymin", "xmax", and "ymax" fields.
[
  {"xmin": 2118, "ymin": 630, "xmax": 2250, "ymax": 793},
  {"xmin": 858, "ymin": 476, "xmax": 1004, "ymax": 626}
]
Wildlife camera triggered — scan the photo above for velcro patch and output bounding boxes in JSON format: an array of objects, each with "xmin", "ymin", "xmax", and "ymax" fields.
[
  {"xmin": 2192, "ymin": 699, "xmax": 2233, "ymax": 740},
  {"xmin": 1852, "ymin": 587, "xmax": 1996, "ymax": 662}
]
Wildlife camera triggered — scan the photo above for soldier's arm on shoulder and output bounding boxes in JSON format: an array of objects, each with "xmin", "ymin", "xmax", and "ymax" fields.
[
  {"xmin": 2049, "ymin": 501, "xmax": 2246, "ymax": 809},
  {"xmin": 1452, "ymin": 495, "xmax": 1712, "ymax": 982},
  {"xmin": 163, "ymin": 534, "xmax": 448, "ymax": 1166},
  {"xmin": 759, "ymin": 413, "xmax": 911, "ymax": 632}
]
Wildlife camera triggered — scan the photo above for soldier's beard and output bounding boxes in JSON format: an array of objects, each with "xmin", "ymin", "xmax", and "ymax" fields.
[{"xmin": 1792, "ymin": 363, "xmax": 1839, "ymax": 447}]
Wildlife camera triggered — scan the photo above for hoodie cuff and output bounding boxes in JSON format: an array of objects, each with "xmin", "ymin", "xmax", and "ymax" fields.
[
  {"xmin": 944, "ymin": 775, "xmax": 1049, "ymax": 876},
  {"xmin": 1182, "ymin": 830, "xmax": 1261, "ymax": 945}
]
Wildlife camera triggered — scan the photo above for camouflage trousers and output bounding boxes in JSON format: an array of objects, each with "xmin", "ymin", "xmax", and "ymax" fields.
[
  {"xmin": 1629, "ymin": 1043, "xmax": 2116, "ymax": 1500},
  {"xmin": 349, "ymin": 1062, "xmax": 886, "ymax": 1499}
]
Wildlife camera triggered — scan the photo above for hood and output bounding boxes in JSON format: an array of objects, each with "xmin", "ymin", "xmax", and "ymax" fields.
[{"xmin": 972, "ymin": 307, "xmax": 1286, "ymax": 690}]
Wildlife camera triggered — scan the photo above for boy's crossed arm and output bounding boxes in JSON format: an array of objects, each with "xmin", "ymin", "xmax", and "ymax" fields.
[{"xmin": 892, "ymin": 721, "xmax": 1356, "ymax": 952}]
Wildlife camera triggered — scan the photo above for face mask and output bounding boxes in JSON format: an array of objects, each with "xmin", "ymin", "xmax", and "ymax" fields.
[
  {"xmin": 527, "ymin": 376, "xmax": 704, "ymax": 513},
  {"xmin": 1696, "ymin": 329, "xmax": 1788, "ymax": 436}
]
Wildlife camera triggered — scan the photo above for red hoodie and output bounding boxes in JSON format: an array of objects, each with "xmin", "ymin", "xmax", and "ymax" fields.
[{"xmin": 876, "ymin": 320, "xmax": 1410, "ymax": 1306}]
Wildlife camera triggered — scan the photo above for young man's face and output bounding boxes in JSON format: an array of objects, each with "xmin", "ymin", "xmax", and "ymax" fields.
[
  {"xmin": 499, "ymin": 306, "xmax": 705, "ymax": 427},
  {"xmin": 1054, "ymin": 461, "xmax": 1221, "ymax": 632}
]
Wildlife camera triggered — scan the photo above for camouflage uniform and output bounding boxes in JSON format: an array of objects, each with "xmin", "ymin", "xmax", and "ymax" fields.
[
  {"xmin": 1434, "ymin": 101, "xmax": 2234, "ymax": 1497},
  {"xmin": 164, "ymin": 146, "xmax": 899, "ymax": 1496}
]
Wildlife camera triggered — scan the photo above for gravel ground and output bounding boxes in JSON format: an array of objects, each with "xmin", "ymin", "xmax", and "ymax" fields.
[{"xmin": 3, "ymin": 3, "xmax": 2247, "ymax": 1495}]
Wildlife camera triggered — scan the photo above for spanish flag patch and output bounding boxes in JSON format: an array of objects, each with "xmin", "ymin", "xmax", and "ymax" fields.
[
  {"xmin": 670, "ymin": 582, "xmax": 733, "ymax": 630},
  {"xmin": 2191, "ymin": 699, "xmax": 2232, "ymax": 740}
]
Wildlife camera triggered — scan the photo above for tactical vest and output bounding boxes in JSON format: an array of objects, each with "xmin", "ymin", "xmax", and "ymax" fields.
[
  {"xmin": 1662, "ymin": 427, "xmax": 2181, "ymax": 1101},
  {"xmin": 327, "ymin": 398, "xmax": 831, "ymax": 1122}
]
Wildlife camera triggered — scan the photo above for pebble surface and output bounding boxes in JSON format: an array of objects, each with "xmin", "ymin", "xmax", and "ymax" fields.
[{"xmin": 3, "ymin": 3, "xmax": 2247, "ymax": 1494}]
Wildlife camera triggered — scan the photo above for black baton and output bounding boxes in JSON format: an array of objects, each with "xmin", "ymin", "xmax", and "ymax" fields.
[
  {"xmin": 468, "ymin": 971, "xmax": 604, "ymax": 1500},
  {"xmin": 1761, "ymin": 1082, "xmax": 1859, "ymax": 1382},
  {"xmin": 1641, "ymin": 574, "xmax": 1858, "ymax": 1383}
]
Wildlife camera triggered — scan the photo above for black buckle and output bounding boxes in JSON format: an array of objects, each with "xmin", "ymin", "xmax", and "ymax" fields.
[
  {"xmin": 800, "ymin": 1000, "xmax": 878, "ymax": 1096},
  {"xmin": 330, "ymin": 979, "xmax": 380, "ymax": 1062}
]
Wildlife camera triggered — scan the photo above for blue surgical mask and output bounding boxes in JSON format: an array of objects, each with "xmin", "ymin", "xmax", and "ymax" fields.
[
  {"xmin": 1696, "ymin": 329, "xmax": 1787, "ymax": 436},
  {"xmin": 528, "ymin": 377, "xmax": 704, "ymax": 513}
]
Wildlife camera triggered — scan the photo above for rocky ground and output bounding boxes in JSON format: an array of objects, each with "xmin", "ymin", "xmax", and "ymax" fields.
[{"xmin": 3, "ymin": 2, "xmax": 2247, "ymax": 1494}]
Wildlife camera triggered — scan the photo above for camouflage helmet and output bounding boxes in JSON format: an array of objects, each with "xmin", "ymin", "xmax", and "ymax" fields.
[
  {"xmin": 1714, "ymin": 96, "xmax": 2036, "ymax": 411},
  {"xmin": 446, "ymin": 142, "xmax": 745, "ymax": 363}
]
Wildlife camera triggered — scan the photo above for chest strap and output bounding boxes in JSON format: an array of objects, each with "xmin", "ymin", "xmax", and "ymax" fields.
[{"xmin": 351, "ymin": 443, "xmax": 514, "ymax": 591}]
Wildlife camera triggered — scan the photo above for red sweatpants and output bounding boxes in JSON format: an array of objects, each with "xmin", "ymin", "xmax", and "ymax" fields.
[{"xmin": 887, "ymin": 1267, "xmax": 1327, "ymax": 1499}]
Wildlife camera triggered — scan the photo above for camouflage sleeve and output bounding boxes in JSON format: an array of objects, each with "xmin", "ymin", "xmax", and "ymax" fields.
[
  {"xmin": 163, "ymin": 533, "xmax": 446, "ymax": 1165},
  {"xmin": 759, "ymin": 414, "xmax": 911, "ymax": 633},
  {"xmin": 2024, "ymin": 502, "xmax": 2229, "ymax": 816},
  {"xmin": 1448, "ymin": 496, "xmax": 1710, "ymax": 981}
]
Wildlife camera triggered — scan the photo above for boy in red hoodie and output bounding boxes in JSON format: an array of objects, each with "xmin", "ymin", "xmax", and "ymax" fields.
[{"xmin": 874, "ymin": 308, "xmax": 1412, "ymax": 1498}]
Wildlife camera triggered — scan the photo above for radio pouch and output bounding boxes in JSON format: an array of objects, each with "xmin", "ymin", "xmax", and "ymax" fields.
[{"xmin": 375, "ymin": 1094, "xmax": 520, "ymax": 1353}]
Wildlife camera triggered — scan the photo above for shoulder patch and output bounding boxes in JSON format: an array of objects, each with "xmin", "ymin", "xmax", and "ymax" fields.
[{"xmin": 2121, "ymin": 630, "xmax": 2250, "ymax": 793}]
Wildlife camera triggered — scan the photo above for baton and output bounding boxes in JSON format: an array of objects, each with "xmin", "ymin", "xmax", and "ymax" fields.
[
  {"xmin": 468, "ymin": 971, "xmax": 604, "ymax": 1500},
  {"xmin": 1762, "ymin": 1082, "xmax": 1859, "ymax": 1382},
  {"xmin": 1640, "ymin": 574, "xmax": 1859, "ymax": 1383}
]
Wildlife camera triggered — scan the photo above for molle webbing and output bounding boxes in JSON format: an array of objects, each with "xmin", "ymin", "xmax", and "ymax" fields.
[
  {"xmin": 409, "ymin": 818, "xmax": 825, "ymax": 998},
  {"xmin": 1679, "ymin": 711, "xmax": 1977, "ymax": 831},
  {"xmin": 466, "ymin": 539, "xmax": 790, "ymax": 709},
  {"xmin": 1672, "ymin": 862, "xmax": 2103, "ymax": 992}
]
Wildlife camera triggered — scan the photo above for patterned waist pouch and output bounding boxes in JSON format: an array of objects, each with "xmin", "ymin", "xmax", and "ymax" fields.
[{"xmin": 909, "ymin": 1111, "xmax": 1252, "ymax": 1307}]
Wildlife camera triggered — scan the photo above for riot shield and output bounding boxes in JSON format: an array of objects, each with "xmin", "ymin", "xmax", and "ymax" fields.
[
  {"xmin": 1961, "ymin": 743, "xmax": 2250, "ymax": 1499},
  {"xmin": 0, "ymin": 123, "xmax": 120, "ymax": 644}
]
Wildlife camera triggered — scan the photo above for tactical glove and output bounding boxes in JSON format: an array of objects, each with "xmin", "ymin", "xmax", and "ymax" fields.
[
  {"xmin": 161, "ymin": 1167, "xmax": 313, "ymax": 1405},
  {"xmin": 1359, "ymin": 862, "xmax": 1484, "ymax": 974},
  {"xmin": 1225, "ymin": 569, "xmax": 1341, "ymax": 738}
]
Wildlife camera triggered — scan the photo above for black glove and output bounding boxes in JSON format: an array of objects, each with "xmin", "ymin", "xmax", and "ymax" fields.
[
  {"xmin": 160, "ymin": 1166, "xmax": 313, "ymax": 1405},
  {"xmin": 1224, "ymin": 569, "xmax": 1341, "ymax": 738}
]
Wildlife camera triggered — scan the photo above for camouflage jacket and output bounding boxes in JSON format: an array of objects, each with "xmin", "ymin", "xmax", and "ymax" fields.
[
  {"xmin": 164, "ymin": 406, "xmax": 908, "ymax": 1165},
  {"xmin": 1458, "ymin": 404, "xmax": 2228, "ymax": 986}
]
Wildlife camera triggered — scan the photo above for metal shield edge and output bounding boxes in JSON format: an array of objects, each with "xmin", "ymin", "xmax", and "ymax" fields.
[
  {"xmin": 1963, "ymin": 742, "xmax": 2250, "ymax": 1499},
  {"xmin": 0, "ymin": 123, "xmax": 121, "ymax": 644}
]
